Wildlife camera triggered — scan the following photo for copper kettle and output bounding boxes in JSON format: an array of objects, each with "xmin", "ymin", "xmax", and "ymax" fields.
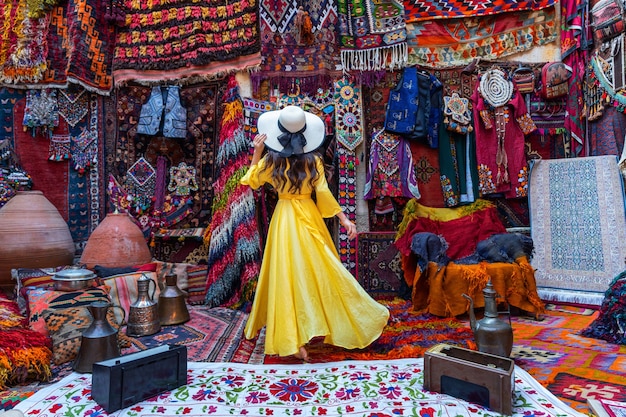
[
  {"xmin": 158, "ymin": 274, "xmax": 190, "ymax": 325},
  {"xmin": 126, "ymin": 274, "xmax": 161, "ymax": 337},
  {"xmin": 462, "ymin": 279, "xmax": 514, "ymax": 358},
  {"xmin": 74, "ymin": 301, "xmax": 125, "ymax": 373}
]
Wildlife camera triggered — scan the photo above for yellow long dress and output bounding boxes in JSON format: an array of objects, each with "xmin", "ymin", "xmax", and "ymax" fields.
[{"xmin": 241, "ymin": 155, "xmax": 390, "ymax": 357}]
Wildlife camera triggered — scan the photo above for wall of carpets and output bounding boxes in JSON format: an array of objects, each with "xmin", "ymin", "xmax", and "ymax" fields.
[{"xmin": 2, "ymin": 0, "xmax": 626, "ymax": 290}]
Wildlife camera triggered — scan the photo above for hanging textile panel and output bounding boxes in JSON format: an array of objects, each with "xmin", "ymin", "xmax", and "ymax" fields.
[
  {"xmin": 38, "ymin": 0, "xmax": 115, "ymax": 94},
  {"xmin": 406, "ymin": 7, "xmax": 558, "ymax": 68},
  {"xmin": 258, "ymin": 0, "xmax": 341, "ymax": 88},
  {"xmin": 112, "ymin": 0, "xmax": 261, "ymax": 85},
  {"xmin": 529, "ymin": 155, "xmax": 626, "ymax": 306},
  {"xmin": 104, "ymin": 83, "xmax": 223, "ymax": 230},
  {"xmin": 404, "ymin": 0, "xmax": 556, "ymax": 22},
  {"xmin": 337, "ymin": 0, "xmax": 407, "ymax": 72}
]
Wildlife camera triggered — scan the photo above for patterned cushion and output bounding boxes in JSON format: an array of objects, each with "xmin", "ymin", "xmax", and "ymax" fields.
[
  {"xmin": 26, "ymin": 286, "xmax": 111, "ymax": 336},
  {"xmin": 154, "ymin": 261, "xmax": 191, "ymax": 290},
  {"xmin": 103, "ymin": 272, "xmax": 160, "ymax": 324},
  {"xmin": 12, "ymin": 267, "xmax": 65, "ymax": 315},
  {"xmin": 43, "ymin": 306, "xmax": 130, "ymax": 365},
  {"xmin": 186, "ymin": 265, "xmax": 208, "ymax": 305}
]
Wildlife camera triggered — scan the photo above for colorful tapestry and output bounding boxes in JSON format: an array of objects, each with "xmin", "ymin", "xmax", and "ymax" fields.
[
  {"xmin": 337, "ymin": 0, "xmax": 408, "ymax": 72},
  {"xmin": 406, "ymin": 7, "xmax": 558, "ymax": 68},
  {"xmin": 581, "ymin": 270, "xmax": 626, "ymax": 345},
  {"xmin": 529, "ymin": 155, "xmax": 626, "ymax": 306},
  {"xmin": 13, "ymin": 358, "xmax": 588, "ymax": 417},
  {"xmin": 38, "ymin": 0, "xmax": 115, "ymax": 94},
  {"xmin": 104, "ymin": 82, "xmax": 223, "ymax": 234},
  {"xmin": 256, "ymin": 0, "xmax": 341, "ymax": 92},
  {"xmin": 0, "ymin": 1, "xmax": 49, "ymax": 85},
  {"xmin": 204, "ymin": 76, "xmax": 261, "ymax": 311},
  {"xmin": 512, "ymin": 307, "xmax": 626, "ymax": 414},
  {"xmin": 112, "ymin": 0, "xmax": 261, "ymax": 85},
  {"xmin": 405, "ymin": 0, "xmax": 557, "ymax": 22},
  {"xmin": 356, "ymin": 232, "xmax": 406, "ymax": 298}
]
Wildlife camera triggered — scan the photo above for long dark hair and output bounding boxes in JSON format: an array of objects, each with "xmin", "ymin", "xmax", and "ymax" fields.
[{"xmin": 262, "ymin": 150, "xmax": 320, "ymax": 194}]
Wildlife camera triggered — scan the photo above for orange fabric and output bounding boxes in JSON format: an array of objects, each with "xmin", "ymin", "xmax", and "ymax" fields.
[{"xmin": 411, "ymin": 256, "xmax": 545, "ymax": 318}]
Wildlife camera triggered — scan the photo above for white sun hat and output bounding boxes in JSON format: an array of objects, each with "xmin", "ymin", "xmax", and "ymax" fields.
[{"xmin": 257, "ymin": 105, "xmax": 325, "ymax": 156}]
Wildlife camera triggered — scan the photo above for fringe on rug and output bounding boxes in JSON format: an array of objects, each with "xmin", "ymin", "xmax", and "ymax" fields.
[{"xmin": 341, "ymin": 43, "xmax": 408, "ymax": 72}]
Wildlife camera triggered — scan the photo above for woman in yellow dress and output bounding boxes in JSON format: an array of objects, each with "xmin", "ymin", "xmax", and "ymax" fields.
[{"xmin": 241, "ymin": 106, "xmax": 390, "ymax": 361}]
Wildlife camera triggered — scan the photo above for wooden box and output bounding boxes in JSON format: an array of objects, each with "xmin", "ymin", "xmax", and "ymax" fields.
[
  {"xmin": 92, "ymin": 344, "xmax": 187, "ymax": 413},
  {"xmin": 423, "ymin": 343, "xmax": 515, "ymax": 415}
]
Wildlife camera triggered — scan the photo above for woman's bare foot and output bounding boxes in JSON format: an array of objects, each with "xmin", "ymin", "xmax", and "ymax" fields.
[{"xmin": 294, "ymin": 346, "xmax": 309, "ymax": 362}]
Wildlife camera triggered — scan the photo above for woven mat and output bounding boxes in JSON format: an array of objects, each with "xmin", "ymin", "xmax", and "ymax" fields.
[
  {"xmin": 356, "ymin": 232, "xmax": 405, "ymax": 298},
  {"xmin": 529, "ymin": 155, "xmax": 626, "ymax": 306}
]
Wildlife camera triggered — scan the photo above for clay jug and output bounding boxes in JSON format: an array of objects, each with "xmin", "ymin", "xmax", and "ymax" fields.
[
  {"xmin": 74, "ymin": 301, "xmax": 125, "ymax": 373},
  {"xmin": 158, "ymin": 274, "xmax": 190, "ymax": 325},
  {"xmin": 0, "ymin": 191, "xmax": 75, "ymax": 290},
  {"xmin": 80, "ymin": 211, "xmax": 152, "ymax": 269},
  {"xmin": 127, "ymin": 274, "xmax": 161, "ymax": 336}
]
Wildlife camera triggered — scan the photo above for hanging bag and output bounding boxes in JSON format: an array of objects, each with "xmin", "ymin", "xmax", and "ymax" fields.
[
  {"xmin": 540, "ymin": 62, "xmax": 572, "ymax": 100},
  {"xmin": 512, "ymin": 66, "xmax": 536, "ymax": 94},
  {"xmin": 591, "ymin": 0, "xmax": 626, "ymax": 43}
]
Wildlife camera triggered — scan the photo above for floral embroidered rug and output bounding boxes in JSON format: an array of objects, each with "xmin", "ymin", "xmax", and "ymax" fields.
[{"xmin": 13, "ymin": 358, "xmax": 587, "ymax": 417}]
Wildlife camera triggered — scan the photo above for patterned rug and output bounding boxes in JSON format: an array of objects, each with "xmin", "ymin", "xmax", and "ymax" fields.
[
  {"xmin": 404, "ymin": 0, "xmax": 556, "ymax": 22},
  {"xmin": 511, "ymin": 307, "xmax": 626, "ymax": 414},
  {"xmin": 528, "ymin": 155, "xmax": 626, "ymax": 306},
  {"xmin": 406, "ymin": 7, "xmax": 558, "ymax": 68},
  {"xmin": 356, "ymin": 232, "xmax": 406, "ymax": 298},
  {"xmin": 12, "ymin": 358, "xmax": 587, "ymax": 417}
]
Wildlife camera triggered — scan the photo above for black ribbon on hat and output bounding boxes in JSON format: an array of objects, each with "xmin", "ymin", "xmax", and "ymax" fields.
[{"xmin": 277, "ymin": 120, "xmax": 307, "ymax": 157}]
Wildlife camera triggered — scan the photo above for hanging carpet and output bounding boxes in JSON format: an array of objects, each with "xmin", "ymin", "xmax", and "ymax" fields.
[
  {"xmin": 406, "ymin": 7, "xmax": 558, "ymax": 68},
  {"xmin": 529, "ymin": 155, "xmax": 626, "ymax": 306},
  {"xmin": 112, "ymin": 0, "xmax": 261, "ymax": 85},
  {"xmin": 404, "ymin": 0, "xmax": 557, "ymax": 22}
]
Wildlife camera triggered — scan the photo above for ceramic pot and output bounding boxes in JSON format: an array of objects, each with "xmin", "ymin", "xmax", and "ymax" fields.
[
  {"xmin": 80, "ymin": 212, "xmax": 152, "ymax": 269},
  {"xmin": 0, "ymin": 191, "xmax": 75, "ymax": 290}
]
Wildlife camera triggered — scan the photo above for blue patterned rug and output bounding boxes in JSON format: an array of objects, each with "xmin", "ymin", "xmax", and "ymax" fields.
[{"xmin": 528, "ymin": 155, "xmax": 626, "ymax": 306}]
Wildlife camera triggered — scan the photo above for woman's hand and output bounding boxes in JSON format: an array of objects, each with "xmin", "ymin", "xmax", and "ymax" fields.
[
  {"xmin": 339, "ymin": 215, "xmax": 357, "ymax": 240},
  {"xmin": 251, "ymin": 133, "xmax": 267, "ymax": 165}
]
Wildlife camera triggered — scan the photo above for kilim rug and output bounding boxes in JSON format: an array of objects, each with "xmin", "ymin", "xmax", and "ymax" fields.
[
  {"xmin": 112, "ymin": 0, "xmax": 260, "ymax": 85},
  {"xmin": 511, "ymin": 306, "xmax": 626, "ymax": 414},
  {"xmin": 356, "ymin": 232, "xmax": 405, "ymax": 298},
  {"xmin": 406, "ymin": 8, "xmax": 558, "ymax": 68},
  {"xmin": 528, "ymin": 155, "xmax": 626, "ymax": 306},
  {"xmin": 13, "ymin": 358, "xmax": 587, "ymax": 417},
  {"xmin": 404, "ymin": 0, "xmax": 556, "ymax": 22}
]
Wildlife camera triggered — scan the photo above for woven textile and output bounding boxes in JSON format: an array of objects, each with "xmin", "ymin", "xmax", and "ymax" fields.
[
  {"xmin": 405, "ymin": 0, "xmax": 556, "ymax": 22},
  {"xmin": 529, "ymin": 155, "xmax": 626, "ymax": 306},
  {"xmin": 406, "ymin": 8, "xmax": 558, "ymax": 68},
  {"xmin": 13, "ymin": 358, "xmax": 587, "ymax": 417},
  {"xmin": 257, "ymin": 0, "xmax": 341, "ymax": 91},
  {"xmin": 112, "ymin": 0, "xmax": 261, "ymax": 85},
  {"xmin": 337, "ymin": 0, "xmax": 407, "ymax": 72},
  {"xmin": 39, "ymin": 0, "xmax": 115, "ymax": 93},
  {"xmin": 356, "ymin": 232, "xmax": 405, "ymax": 297},
  {"xmin": 204, "ymin": 76, "xmax": 261, "ymax": 310}
]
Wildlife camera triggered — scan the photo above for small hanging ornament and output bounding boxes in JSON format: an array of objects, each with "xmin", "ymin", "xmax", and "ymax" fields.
[
  {"xmin": 167, "ymin": 162, "xmax": 198, "ymax": 196},
  {"xmin": 125, "ymin": 157, "xmax": 156, "ymax": 212},
  {"xmin": 71, "ymin": 127, "xmax": 98, "ymax": 173}
]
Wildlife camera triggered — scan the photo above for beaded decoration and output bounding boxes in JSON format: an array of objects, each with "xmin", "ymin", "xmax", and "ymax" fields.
[
  {"xmin": 23, "ymin": 89, "xmax": 59, "ymax": 137},
  {"xmin": 168, "ymin": 162, "xmax": 198, "ymax": 196},
  {"xmin": 125, "ymin": 157, "xmax": 156, "ymax": 213},
  {"xmin": 58, "ymin": 86, "xmax": 89, "ymax": 127},
  {"xmin": 443, "ymin": 92, "xmax": 473, "ymax": 134}
]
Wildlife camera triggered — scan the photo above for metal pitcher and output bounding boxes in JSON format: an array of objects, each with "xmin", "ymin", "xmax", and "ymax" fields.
[
  {"xmin": 158, "ymin": 273, "xmax": 190, "ymax": 325},
  {"xmin": 74, "ymin": 301, "xmax": 125, "ymax": 373},
  {"xmin": 462, "ymin": 279, "xmax": 514, "ymax": 358},
  {"xmin": 126, "ymin": 274, "xmax": 161, "ymax": 337}
]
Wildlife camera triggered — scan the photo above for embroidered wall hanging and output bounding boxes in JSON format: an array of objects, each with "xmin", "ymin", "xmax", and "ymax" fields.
[
  {"xmin": 405, "ymin": 0, "xmax": 556, "ymax": 22},
  {"xmin": 57, "ymin": 86, "xmax": 89, "ymax": 128},
  {"xmin": 406, "ymin": 8, "xmax": 558, "ymax": 68},
  {"xmin": 334, "ymin": 78, "xmax": 363, "ymax": 151},
  {"xmin": 204, "ymin": 75, "xmax": 261, "ymax": 310},
  {"xmin": 37, "ymin": 0, "xmax": 115, "ymax": 94},
  {"xmin": 112, "ymin": 0, "xmax": 260, "ymax": 85},
  {"xmin": 168, "ymin": 162, "xmax": 198, "ymax": 196},
  {"xmin": 256, "ymin": 0, "xmax": 341, "ymax": 92},
  {"xmin": 22, "ymin": 89, "xmax": 59, "ymax": 137},
  {"xmin": 337, "ymin": 0, "xmax": 407, "ymax": 72}
]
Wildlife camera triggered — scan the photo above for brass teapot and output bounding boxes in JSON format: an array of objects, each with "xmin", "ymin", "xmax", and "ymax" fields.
[
  {"xmin": 74, "ymin": 301, "xmax": 125, "ymax": 373},
  {"xmin": 126, "ymin": 274, "xmax": 161, "ymax": 337},
  {"xmin": 462, "ymin": 279, "xmax": 513, "ymax": 358},
  {"xmin": 158, "ymin": 273, "xmax": 190, "ymax": 325}
]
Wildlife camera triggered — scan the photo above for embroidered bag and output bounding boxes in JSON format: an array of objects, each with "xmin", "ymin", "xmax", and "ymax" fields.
[
  {"xmin": 540, "ymin": 62, "xmax": 572, "ymax": 99},
  {"xmin": 512, "ymin": 66, "xmax": 536, "ymax": 94},
  {"xmin": 591, "ymin": 0, "xmax": 626, "ymax": 42}
]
